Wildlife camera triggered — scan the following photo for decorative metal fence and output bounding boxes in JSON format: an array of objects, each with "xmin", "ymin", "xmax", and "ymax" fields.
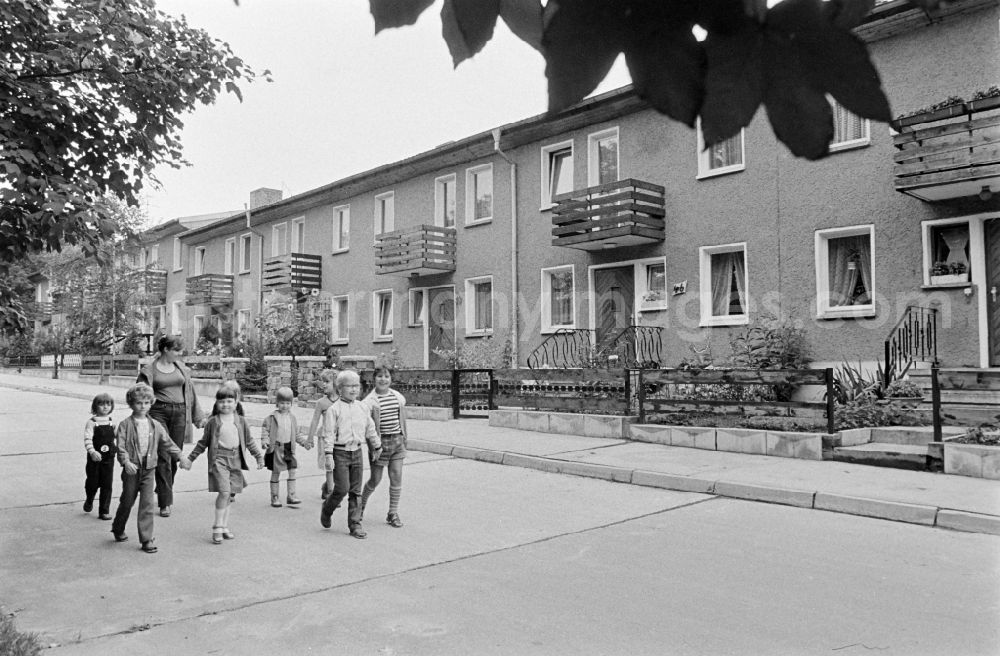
[{"xmin": 493, "ymin": 368, "xmax": 630, "ymax": 415}]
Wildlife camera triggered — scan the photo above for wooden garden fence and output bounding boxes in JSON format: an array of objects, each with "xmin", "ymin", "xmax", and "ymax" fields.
[{"xmin": 493, "ymin": 368, "xmax": 631, "ymax": 415}]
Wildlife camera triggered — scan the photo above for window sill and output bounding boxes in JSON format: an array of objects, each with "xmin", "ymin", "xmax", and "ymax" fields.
[
  {"xmin": 541, "ymin": 325, "xmax": 575, "ymax": 335},
  {"xmin": 173, "ymin": 268, "xmax": 183, "ymax": 273},
  {"xmin": 465, "ymin": 219, "xmax": 493, "ymax": 228},
  {"xmin": 465, "ymin": 331, "xmax": 494, "ymax": 338},
  {"xmin": 817, "ymin": 307, "xmax": 876, "ymax": 320},
  {"xmin": 331, "ymin": 248, "xmax": 349, "ymax": 256},
  {"xmin": 696, "ymin": 164, "xmax": 745, "ymax": 180},
  {"xmin": 238, "ymin": 269, "xmax": 251, "ymax": 276},
  {"xmin": 922, "ymin": 282, "xmax": 972, "ymax": 290},
  {"xmin": 829, "ymin": 137, "xmax": 870, "ymax": 153},
  {"xmin": 699, "ymin": 314, "xmax": 749, "ymax": 328},
  {"xmin": 330, "ymin": 339, "xmax": 349, "ymax": 346},
  {"xmin": 372, "ymin": 336, "xmax": 393, "ymax": 343},
  {"xmin": 639, "ymin": 304, "xmax": 667, "ymax": 313},
  {"xmin": 407, "ymin": 322, "xmax": 423, "ymax": 328}
]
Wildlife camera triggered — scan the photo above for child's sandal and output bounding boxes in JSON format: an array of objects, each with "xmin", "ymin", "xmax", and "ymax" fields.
[
  {"xmin": 212, "ymin": 526, "xmax": 224, "ymax": 545},
  {"xmin": 386, "ymin": 512, "xmax": 403, "ymax": 528},
  {"xmin": 222, "ymin": 528, "xmax": 235, "ymax": 540}
]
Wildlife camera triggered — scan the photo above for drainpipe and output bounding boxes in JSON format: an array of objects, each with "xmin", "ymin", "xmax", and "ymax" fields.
[
  {"xmin": 492, "ymin": 128, "xmax": 518, "ymax": 367},
  {"xmin": 245, "ymin": 204, "xmax": 266, "ymax": 331}
]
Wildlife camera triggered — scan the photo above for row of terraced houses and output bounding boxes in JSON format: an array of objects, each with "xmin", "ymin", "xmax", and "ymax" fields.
[{"xmin": 32, "ymin": 0, "xmax": 1000, "ymax": 374}]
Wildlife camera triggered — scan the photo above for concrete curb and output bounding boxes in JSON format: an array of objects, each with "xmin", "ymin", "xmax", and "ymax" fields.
[
  {"xmin": 814, "ymin": 492, "xmax": 938, "ymax": 526},
  {"xmin": 935, "ymin": 509, "xmax": 1000, "ymax": 536}
]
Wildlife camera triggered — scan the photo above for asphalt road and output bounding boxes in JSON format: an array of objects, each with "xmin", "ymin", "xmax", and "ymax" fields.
[{"xmin": 1, "ymin": 388, "xmax": 998, "ymax": 655}]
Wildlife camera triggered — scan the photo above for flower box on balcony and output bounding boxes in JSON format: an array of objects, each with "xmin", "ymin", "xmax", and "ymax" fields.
[
  {"xmin": 892, "ymin": 102, "xmax": 968, "ymax": 130},
  {"xmin": 967, "ymin": 95, "xmax": 1000, "ymax": 113}
]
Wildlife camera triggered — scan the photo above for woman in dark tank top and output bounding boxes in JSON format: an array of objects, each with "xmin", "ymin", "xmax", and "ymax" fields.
[{"xmin": 137, "ymin": 335, "xmax": 206, "ymax": 517}]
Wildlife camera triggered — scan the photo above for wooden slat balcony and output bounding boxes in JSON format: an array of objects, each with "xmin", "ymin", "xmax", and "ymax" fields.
[
  {"xmin": 551, "ymin": 178, "xmax": 666, "ymax": 251},
  {"xmin": 262, "ymin": 252, "xmax": 323, "ymax": 294},
  {"xmin": 185, "ymin": 273, "xmax": 234, "ymax": 306},
  {"xmin": 138, "ymin": 268, "xmax": 167, "ymax": 304},
  {"xmin": 375, "ymin": 225, "xmax": 457, "ymax": 277},
  {"xmin": 30, "ymin": 301, "xmax": 53, "ymax": 320},
  {"xmin": 893, "ymin": 98, "xmax": 1000, "ymax": 202}
]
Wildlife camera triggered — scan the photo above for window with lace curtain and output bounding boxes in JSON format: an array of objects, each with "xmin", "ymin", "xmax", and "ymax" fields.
[
  {"xmin": 815, "ymin": 225, "xmax": 875, "ymax": 318},
  {"xmin": 541, "ymin": 141, "xmax": 573, "ymax": 209},
  {"xmin": 373, "ymin": 290, "xmax": 392, "ymax": 341},
  {"xmin": 699, "ymin": 244, "xmax": 748, "ymax": 326},
  {"xmin": 541, "ymin": 265, "xmax": 575, "ymax": 332},
  {"xmin": 697, "ymin": 121, "xmax": 745, "ymax": 179},
  {"xmin": 465, "ymin": 276, "xmax": 494, "ymax": 336},
  {"xmin": 829, "ymin": 99, "xmax": 870, "ymax": 152},
  {"xmin": 236, "ymin": 309, "xmax": 251, "ymax": 340},
  {"xmin": 408, "ymin": 289, "xmax": 425, "ymax": 327},
  {"xmin": 922, "ymin": 219, "xmax": 971, "ymax": 286}
]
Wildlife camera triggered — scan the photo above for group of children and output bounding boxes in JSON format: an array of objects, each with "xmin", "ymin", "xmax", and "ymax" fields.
[{"xmin": 82, "ymin": 367, "xmax": 408, "ymax": 552}]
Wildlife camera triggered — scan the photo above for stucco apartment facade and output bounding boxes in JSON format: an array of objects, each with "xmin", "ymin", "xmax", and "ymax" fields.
[{"xmin": 153, "ymin": 0, "xmax": 998, "ymax": 371}]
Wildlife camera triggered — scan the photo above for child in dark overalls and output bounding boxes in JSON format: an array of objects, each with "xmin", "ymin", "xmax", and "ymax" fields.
[{"xmin": 83, "ymin": 392, "xmax": 117, "ymax": 520}]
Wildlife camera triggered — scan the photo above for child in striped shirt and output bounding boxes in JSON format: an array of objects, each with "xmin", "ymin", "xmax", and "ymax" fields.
[{"xmin": 361, "ymin": 367, "xmax": 408, "ymax": 528}]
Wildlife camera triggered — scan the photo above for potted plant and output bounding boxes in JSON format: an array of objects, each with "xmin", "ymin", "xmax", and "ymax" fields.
[
  {"xmin": 929, "ymin": 261, "xmax": 969, "ymax": 285},
  {"xmin": 892, "ymin": 95, "xmax": 967, "ymax": 130},
  {"xmin": 968, "ymin": 86, "xmax": 1000, "ymax": 113}
]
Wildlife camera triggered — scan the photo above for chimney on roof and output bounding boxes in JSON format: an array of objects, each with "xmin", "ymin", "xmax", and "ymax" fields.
[{"xmin": 249, "ymin": 188, "xmax": 283, "ymax": 210}]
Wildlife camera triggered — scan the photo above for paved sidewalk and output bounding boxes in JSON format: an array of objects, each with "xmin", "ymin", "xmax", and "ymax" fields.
[{"xmin": 1, "ymin": 370, "xmax": 998, "ymax": 536}]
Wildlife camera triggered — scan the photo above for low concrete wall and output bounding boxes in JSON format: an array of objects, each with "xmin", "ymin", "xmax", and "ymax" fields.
[
  {"xmin": 406, "ymin": 406, "xmax": 452, "ymax": 422},
  {"xmin": 79, "ymin": 373, "xmax": 221, "ymax": 397},
  {"xmin": 489, "ymin": 409, "xmax": 636, "ymax": 439},
  {"xmin": 628, "ymin": 424, "xmax": 825, "ymax": 461},
  {"xmin": 944, "ymin": 443, "xmax": 1000, "ymax": 480},
  {"xmin": 0, "ymin": 366, "xmax": 82, "ymax": 382}
]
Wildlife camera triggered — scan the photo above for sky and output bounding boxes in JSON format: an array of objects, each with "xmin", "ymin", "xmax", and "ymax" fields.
[{"xmin": 146, "ymin": 0, "xmax": 632, "ymax": 226}]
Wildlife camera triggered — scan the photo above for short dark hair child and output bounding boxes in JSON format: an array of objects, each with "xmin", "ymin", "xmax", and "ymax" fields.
[{"xmin": 90, "ymin": 392, "xmax": 115, "ymax": 416}]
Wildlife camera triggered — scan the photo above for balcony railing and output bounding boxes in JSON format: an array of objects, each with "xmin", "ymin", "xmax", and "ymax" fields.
[
  {"xmin": 29, "ymin": 301, "xmax": 53, "ymax": 320},
  {"xmin": 185, "ymin": 273, "xmax": 234, "ymax": 306},
  {"xmin": 262, "ymin": 252, "xmax": 323, "ymax": 294},
  {"xmin": 138, "ymin": 268, "xmax": 167, "ymax": 303},
  {"xmin": 375, "ymin": 225, "xmax": 457, "ymax": 277},
  {"xmin": 551, "ymin": 178, "xmax": 666, "ymax": 251},
  {"xmin": 892, "ymin": 98, "xmax": 1000, "ymax": 202}
]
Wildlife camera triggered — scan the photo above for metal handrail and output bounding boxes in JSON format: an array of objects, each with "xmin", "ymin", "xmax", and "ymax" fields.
[
  {"xmin": 884, "ymin": 305, "xmax": 937, "ymax": 384},
  {"xmin": 526, "ymin": 328, "xmax": 596, "ymax": 370},
  {"xmin": 593, "ymin": 324, "xmax": 664, "ymax": 369}
]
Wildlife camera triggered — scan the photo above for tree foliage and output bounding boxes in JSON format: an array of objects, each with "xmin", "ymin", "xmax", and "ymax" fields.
[
  {"xmin": 369, "ymin": 0, "xmax": 946, "ymax": 158},
  {"xmin": 0, "ymin": 0, "xmax": 264, "ymax": 326}
]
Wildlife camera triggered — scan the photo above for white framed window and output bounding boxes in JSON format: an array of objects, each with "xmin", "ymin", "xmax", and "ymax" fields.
[
  {"xmin": 373, "ymin": 289, "xmax": 393, "ymax": 341},
  {"xmin": 271, "ymin": 222, "xmax": 288, "ymax": 257},
  {"xmin": 235, "ymin": 309, "xmax": 251, "ymax": 340},
  {"xmin": 149, "ymin": 244, "xmax": 159, "ymax": 267},
  {"xmin": 172, "ymin": 237, "xmax": 183, "ymax": 271},
  {"xmin": 331, "ymin": 295, "xmax": 350, "ymax": 344},
  {"xmin": 434, "ymin": 175, "xmax": 456, "ymax": 228},
  {"xmin": 699, "ymin": 243, "xmax": 748, "ymax": 326},
  {"xmin": 465, "ymin": 276, "xmax": 494, "ymax": 336},
  {"xmin": 466, "ymin": 164, "xmax": 493, "ymax": 224},
  {"xmin": 639, "ymin": 261, "xmax": 668, "ymax": 312},
  {"xmin": 143, "ymin": 305, "xmax": 166, "ymax": 334},
  {"xmin": 375, "ymin": 192, "xmax": 394, "ymax": 237},
  {"xmin": 922, "ymin": 218, "xmax": 972, "ymax": 287},
  {"xmin": 239, "ymin": 234, "xmax": 252, "ymax": 273},
  {"xmin": 291, "ymin": 217, "xmax": 305, "ymax": 252},
  {"xmin": 588, "ymin": 128, "xmax": 620, "ymax": 186},
  {"xmin": 193, "ymin": 314, "xmax": 206, "ymax": 340},
  {"xmin": 830, "ymin": 98, "xmax": 871, "ymax": 152},
  {"xmin": 541, "ymin": 265, "xmax": 575, "ymax": 333},
  {"xmin": 697, "ymin": 121, "xmax": 745, "ymax": 179},
  {"xmin": 541, "ymin": 141, "xmax": 574, "ymax": 209},
  {"xmin": 171, "ymin": 300, "xmax": 183, "ymax": 335},
  {"xmin": 332, "ymin": 205, "xmax": 350, "ymax": 253},
  {"xmin": 408, "ymin": 288, "xmax": 425, "ymax": 327},
  {"xmin": 224, "ymin": 238, "xmax": 235, "ymax": 275},
  {"xmin": 815, "ymin": 225, "xmax": 875, "ymax": 318},
  {"xmin": 193, "ymin": 246, "xmax": 206, "ymax": 276}
]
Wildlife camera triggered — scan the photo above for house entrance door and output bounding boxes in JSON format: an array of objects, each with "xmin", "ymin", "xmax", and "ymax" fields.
[
  {"xmin": 985, "ymin": 219, "xmax": 1000, "ymax": 366},
  {"xmin": 426, "ymin": 286, "xmax": 456, "ymax": 369},
  {"xmin": 593, "ymin": 266, "xmax": 634, "ymax": 352}
]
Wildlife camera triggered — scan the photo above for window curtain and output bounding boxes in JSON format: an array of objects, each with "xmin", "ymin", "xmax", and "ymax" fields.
[
  {"xmin": 378, "ymin": 294, "xmax": 392, "ymax": 336},
  {"xmin": 829, "ymin": 235, "xmax": 872, "ymax": 306},
  {"xmin": 598, "ymin": 139, "xmax": 619, "ymax": 185},
  {"xmin": 711, "ymin": 252, "xmax": 733, "ymax": 316},
  {"xmin": 833, "ymin": 103, "xmax": 864, "ymax": 143},
  {"xmin": 336, "ymin": 300, "xmax": 349, "ymax": 339},
  {"xmin": 711, "ymin": 134, "xmax": 741, "ymax": 169},
  {"xmin": 411, "ymin": 292, "xmax": 424, "ymax": 325},
  {"xmin": 731, "ymin": 251, "xmax": 747, "ymax": 314},
  {"xmin": 550, "ymin": 150, "xmax": 572, "ymax": 201},
  {"xmin": 551, "ymin": 272, "xmax": 572, "ymax": 325},
  {"xmin": 475, "ymin": 282, "xmax": 492, "ymax": 330}
]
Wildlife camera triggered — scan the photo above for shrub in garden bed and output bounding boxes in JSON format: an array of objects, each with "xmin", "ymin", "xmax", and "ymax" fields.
[{"xmin": 950, "ymin": 425, "xmax": 1000, "ymax": 445}]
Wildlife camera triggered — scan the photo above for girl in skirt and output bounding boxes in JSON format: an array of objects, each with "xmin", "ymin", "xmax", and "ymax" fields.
[{"xmin": 181, "ymin": 382, "xmax": 264, "ymax": 544}]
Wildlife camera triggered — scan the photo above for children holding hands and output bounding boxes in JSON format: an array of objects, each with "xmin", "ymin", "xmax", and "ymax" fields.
[
  {"xmin": 83, "ymin": 392, "xmax": 117, "ymax": 520},
  {"xmin": 180, "ymin": 382, "xmax": 264, "ymax": 545},
  {"xmin": 111, "ymin": 383, "xmax": 189, "ymax": 554},
  {"xmin": 361, "ymin": 367, "xmax": 409, "ymax": 528},
  {"xmin": 261, "ymin": 386, "xmax": 306, "ymax": 508},
  {"xmin": 319, "ymin": 370, "xmax": 381, "ymax": 539},
  {"xmin": 305, "ymin": 368, "xmax": 339, "ymax": 499}
]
